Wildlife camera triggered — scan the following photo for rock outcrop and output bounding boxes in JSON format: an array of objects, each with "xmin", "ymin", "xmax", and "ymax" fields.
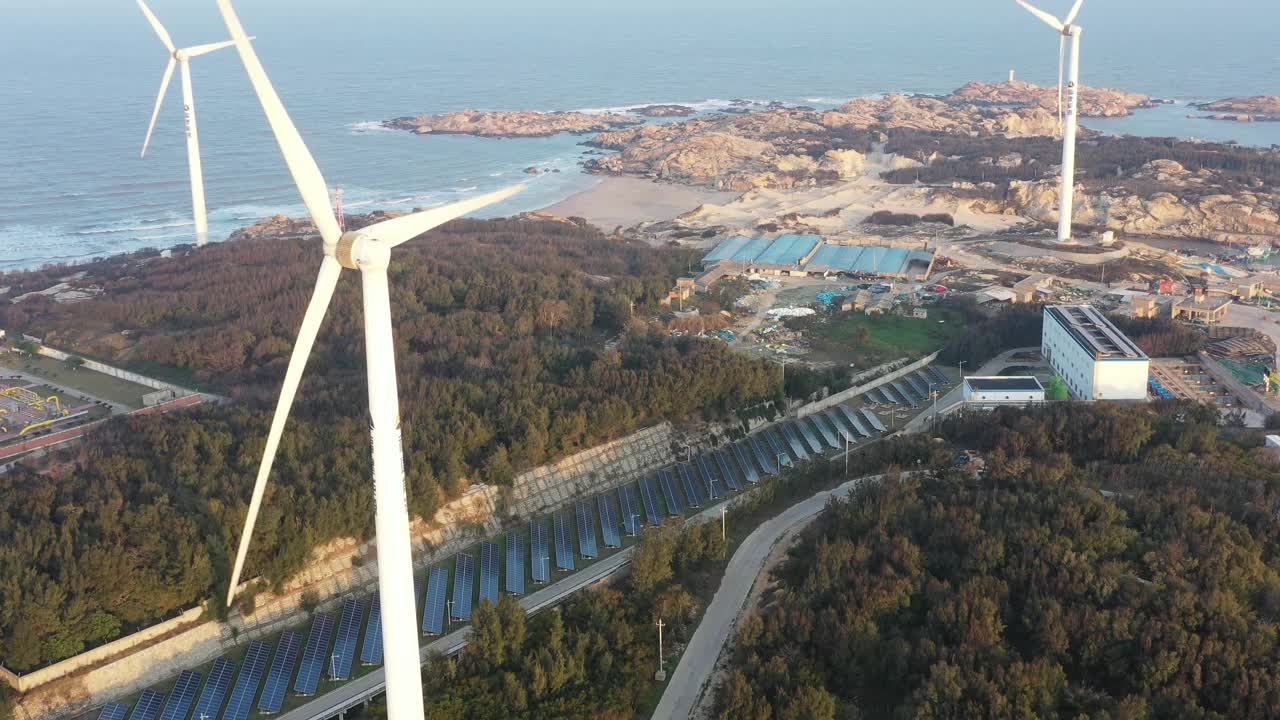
[
  {"xmin": 946, "ymin": 80, "xmax": 1155, "ymax": 117},
  {"xmin": 627, "ymin": 104, "xmax": 697, "ymax": 117},
  {"xmin": 1191, "ymin": 96, "xmax": 1280, "ymax": 122},
  {"xmin": 383, "ymin": 110, "xmax": 642, "ymax": 137}
]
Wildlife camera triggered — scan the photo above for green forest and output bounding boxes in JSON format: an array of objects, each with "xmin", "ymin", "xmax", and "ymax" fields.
[
  {"xmin": 0, "ymin": 219, "xmax": 781, "ymax": 671},
  {"xmin": 718, "ymin": 403, "xmax": 1280, "ymax": 719}
]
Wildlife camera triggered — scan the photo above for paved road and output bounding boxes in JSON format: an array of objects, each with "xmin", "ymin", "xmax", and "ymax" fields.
[{"xmin": 651, "ymin": 472, "xmax": 882, "ymax": 720}]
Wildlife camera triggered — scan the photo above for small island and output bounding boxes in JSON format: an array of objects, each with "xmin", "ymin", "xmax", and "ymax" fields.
[
  {"xmin": 382, "ymin": 109, "xmax": 642, "ymax": 138},
  {"xmin": 1192, "ymin": 96, "xmax": 1280, "ymax": 122},
  {"xmin": 627, "ymin": 104, "xmax": 697, "ymax": 117}
]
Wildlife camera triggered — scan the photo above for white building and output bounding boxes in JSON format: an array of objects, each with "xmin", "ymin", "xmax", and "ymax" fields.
[
  {"xmin": 1042, "ymin": 305, "xmax": 1150, "ymax": 401},
  {"xmin": 963, "ymin": 376, "xmax": 1045, "ymax": 406}
]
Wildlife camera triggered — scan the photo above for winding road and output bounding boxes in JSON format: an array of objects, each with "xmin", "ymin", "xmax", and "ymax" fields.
[{"xmin": 651, "ymin": 472, "xmax": 884, "ymax": 719}]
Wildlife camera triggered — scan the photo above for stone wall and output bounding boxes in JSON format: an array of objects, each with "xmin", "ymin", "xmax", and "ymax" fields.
[{"xmin": 13, "ymin": 421, "xmax": 676, "ymax": 720}]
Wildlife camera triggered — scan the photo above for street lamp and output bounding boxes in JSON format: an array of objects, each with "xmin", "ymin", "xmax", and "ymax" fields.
[
  {"xmin": 720, "ymin": 506, "xmax": 727, "ymax": 542},
  {"xmin": 629, "ymin": 513, "xmax": 640, "ymax": 537},
  {"xmin": 655, "ymin": 618, "xmax": 667, "ymax": 682},
  {"xmin": 842, "ymin": 430, "xmax": 852, "ymax": 478}
]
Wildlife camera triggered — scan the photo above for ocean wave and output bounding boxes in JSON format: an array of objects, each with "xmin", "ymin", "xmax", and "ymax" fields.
[
  {"xmin": 348, "ymin": 120, "xmax": 395, "ymax": 133},
  {"xmin": 73, "ymin": 219, "xmax": 193, "ymax": 236},
  {"xmin": 450, "ymin": 186, "xmax": 479, "ymax": 193}
]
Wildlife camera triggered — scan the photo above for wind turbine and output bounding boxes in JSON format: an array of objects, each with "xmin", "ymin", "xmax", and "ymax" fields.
[
  {"xmin": 136, "ymin": 0, "xmax": 240, "ymax": 246},
  {"xmin": 215, "ymin": 3, "xmax": 522, "ymax": 719},
  {"xmin": 1015, "ymin": 0, "xmax": 1084, "ymax": 243}
]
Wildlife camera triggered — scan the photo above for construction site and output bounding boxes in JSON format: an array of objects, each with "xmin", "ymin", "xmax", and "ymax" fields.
[{"xmin": 0, "ymin": 381, "xmax": 78, "ymax": 440}]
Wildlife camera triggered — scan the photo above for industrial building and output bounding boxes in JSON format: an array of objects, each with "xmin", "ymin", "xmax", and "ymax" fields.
[
  {"xmin": 1171, "ymin": 291, "xmax": 1232, "ymax": 324},
  {"xmin": 702, "ymin": 234, "xmax": 935, "ymax": 280},
  {"xmin": 962, "ymin": 376, "xmax": 1045, "ymax": 406},
  {"xmin": 1042, "ymin": 305, "xmax": 1150, "ymax": 401}
]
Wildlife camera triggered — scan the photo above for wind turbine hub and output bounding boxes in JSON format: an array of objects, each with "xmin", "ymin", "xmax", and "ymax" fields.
[{"xmin": 335, "ymin": 232, "xmax": 390, "ymax": 270}]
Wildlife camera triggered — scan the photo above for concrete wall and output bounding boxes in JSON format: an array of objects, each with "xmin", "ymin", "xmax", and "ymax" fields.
[
  {"xmin": 12, "ymin": 421, "xmax": 676, "ymax": 720},
  {"xmin": 32, "ymin": 345, "xmax": 195, "ymax": 398},
  {"xmin": 796, "ymin": 352, "xmax": 940, "ymax": 418},
  {"xmin": 1093, "ymin": 359, "xmax": 1151, "ymax": 401}
]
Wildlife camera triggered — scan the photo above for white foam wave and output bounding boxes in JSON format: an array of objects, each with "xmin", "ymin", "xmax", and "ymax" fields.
[
  {"xmin": 348, "ymin": 120, "xmax": 396, "ymax": 133},
  {"xmin": 73, "ymin": 220, "xmax": 194, "ymax": 236}
]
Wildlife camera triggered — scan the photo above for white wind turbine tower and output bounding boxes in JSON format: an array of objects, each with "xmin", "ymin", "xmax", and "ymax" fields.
[
  {"xmin": 1016, "ymin": 0, "xmax": 1084, "ymax": 243},
  {"xmin": 215, "ymin": 2, "xmax": 523, "ymax": 719},
  {"xmin": 136, "ymin": 0, "xmax": 240, "ymax": 246}
]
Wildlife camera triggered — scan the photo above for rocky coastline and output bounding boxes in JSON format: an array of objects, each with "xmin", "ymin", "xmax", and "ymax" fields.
[
  {"xmin": 1191, "ymin": 96, "xmax": 1280, "ymax": 122},
  {"xmin": 382, "ymin": 109, "xmax": 642, "ymax": 137},
  {"xmin": 943, "ymin": 79, "xmax": 1156, "ymax": 117}
]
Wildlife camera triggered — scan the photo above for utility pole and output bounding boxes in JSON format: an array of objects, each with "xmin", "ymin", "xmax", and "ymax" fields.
[
  {"xmin": 720, "ymin": 506, "xmax": 727, "ymax": 543},
  {"xmin": 655, "ymin": 619, "xmax": 667, "ymax": 681},
  {"xmin": 958, "ymin": 360, "xmax": 966, "ymax": 379},
  {"xmin": 330, "ymin": 653, "xmax": 339, "ymax": 682},
  {"xmin": 629, "ymin": 513, "xmax": 639, "ymax": 537},
  {"xmin": 446, "ymin": 599, "xmax": 454, "ymax": 627},
  {"xmin": 843, "ymin": 431, "xmax": 851, "ymax": 478}
]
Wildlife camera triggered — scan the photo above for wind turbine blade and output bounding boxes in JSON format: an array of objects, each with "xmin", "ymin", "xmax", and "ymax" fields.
[
  {"xmin": 141, "ymin": 58, "xmax": 176, "ymax": 159},
  {"xmin": 371, "ymin": 184, "xmax": 526, "ymax": 248},
  {"xmin": 184, "ymin": 39, "xmax": 240, "ymax": 58},
  {"xmin": 135, "ymin": 0, "xmax": 175, "ymax": 52},
  {"xmin": 216, "ymin": 0, "xmax": 342, "ymax": 246},
  {"xmin": 226, "ymin": 254, "xmax": 343, "ymax": 607},
  {"xmin": 1014, "ymin": 0, "xmax": 1065, "ymax": 31},
  {"xmin": 1064, "ymin": 0, "xmax": 1085, "ymax": 25}
]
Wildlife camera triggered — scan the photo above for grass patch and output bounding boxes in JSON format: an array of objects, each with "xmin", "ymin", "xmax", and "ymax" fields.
[
  {"xmin": 800, "ymin": 309, "xmax": 966, "ymax": 365},
  {"xmin": 0, "ymin": 351, "xmax": 153, "ymax": 408}
]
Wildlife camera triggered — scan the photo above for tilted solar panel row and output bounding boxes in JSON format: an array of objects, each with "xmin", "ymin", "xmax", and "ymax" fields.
[
  {"xmin": 893, "ymin": 381, "xmax": 921, "ymax": 406},
  {"xmin": 553, "ymin": 511, "xmax": 576, "ymax": 571},
  {"xmin": 221, "ymin": 640, "xmax": 270, "ymax": 720},
  {"xmin": 128, "ymin": 689, "xmax": 165, "ymax": 720},
  {"xmin": 860, "ymin": 407, "xmax": 888, "ymax": 433},
  {"xmin": 695, "ymin": 454, "xmax": 725, "ymax": 499},
  {"xmin": 765, "ymin": 429, "xmax": 793, "ymax": 467},
  {"xmin": 530, "ymin": 521, "xmax": 552, "ymax": 584},
  {"xmin": 360, "ymin": 592, "xmax": 384, "ymax": 666},
  {"xmin": 733, "ymin": 442, "xmax": 761, "ymax": 483},
  {"xmin": 506, "ymin": 531, "xmax": 526, "ymax": 595},
  {"xmin": 479, "ymin": 541, "xmax": 501, "ymax": 606},
  {"xmin": 677, "ymin": 463, "xmax": 704, "ymax": 508},
  {"xmin": 192, "ymin": 657, "xmax": 235, "ymax": 720},
  {"xmin": 780, "ymin": 424, "xmax": 809, "ymax": 461},
  {"xmin": 824, "ymin": 408, "xmax": 856, "ymax": 441},
  {"xmin": 423, "ymin": 566, "xmax": 449, "ymax": 634},
  {"xmin": 808, "ymin": 414, "xmax": 839, "ymax": 449},
  {"xmin": 657, "ymin": 469, "xmax": 683, "ymax": 515},
  {"xmin": 159, "ymin": 670, "xmax": 201, "ymax": 720},
  {"xmin": 637, "ymin": 476, "xmax": 663, "ymax": 525},
  {"xmin": 99, "ymin": 704, "xmax": 129, "ymax": 720},
  {"xmin": 328, "ymin": 597, "xmax": 362, "ymax": 681},
  {"xmin": 258, "ymin": 630, "xmax": 301, "ymax": 714},
  {"xmin": 794, "ymin": 419, "xmax": 825, "ymax": 454},
  {"xmin": 452, "ymin": 553, "xmax": 476, "ymax": 621},
  {"xmin": 294, "ymin": 612, "xmax": 334, "ymax": 696},
  {"xmin": 747, "ymin": 435, "xmax": 778, "ymax": 475},
  {"xmin": 575, "ymin": 499, "xmax": 599, "ymax": 559},
  {"xmin": 836, "ymin": 405, "xmax": 870, "ymax": 437},
  {"xmin": 904, "ymin": 373, "xmax": 931, "ymax": 398},
  {"xmin": 598, "ymin": 493, "xmax": 621, "ymax": 549},
  {"xmin": 715, "ymin": 449, "xmax": 743, "ymax": 491},
  {"xmin": 618, "ymin": 484, "xmax": 643, "ymax": 535},
  {"xmin": 926, "ymin": 365, "xmax": 949, "ymax": 385}
]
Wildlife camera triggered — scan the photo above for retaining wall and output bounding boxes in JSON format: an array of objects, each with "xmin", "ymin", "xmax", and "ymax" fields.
[
  {"xmin": 796, "ymin": 351, "xmax": 940, "ymax": 418},
  {"xmin": 32, "ymin": 346, "xmax": 194, "ymax": 398}
]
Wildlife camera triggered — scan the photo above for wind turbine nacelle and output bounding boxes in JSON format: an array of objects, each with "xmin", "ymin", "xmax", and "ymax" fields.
[{"xmin": 336, "ymin": 232, "xmax": 392, "ymax": 271}]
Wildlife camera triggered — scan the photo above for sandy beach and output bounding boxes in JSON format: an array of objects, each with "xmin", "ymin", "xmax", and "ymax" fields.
[{"xmin": 541, "ymin": 176, "xmax": 740, "ymax": 230}]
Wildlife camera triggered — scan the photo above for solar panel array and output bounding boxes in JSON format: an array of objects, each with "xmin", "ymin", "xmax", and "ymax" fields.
[
  {"xmin": 452, "ymin": 553, "xmax": 475, "ymax": 621},
  {"xmin": 619, "ymin": 484, "xmax": 643, "ymax": 535},
  {"xmin": 733, "ymin": 442, "xmax": 761, "ymax": 483},
  {"xmin": 715, "ymin": 450, "xmax": 742, "ymax": 491},
  {"xmin": 657, "ymin": 469, "xmax": 682, "ymax": 515},
  {"xmin": 221, "ymin": 640, "xmax": 270, "ymax": 720},
  {"xmin": 506, "ymin": 532, "xmax": 526, "ymax": 595},
  {"xmin": 359, "ymin": 592, "xmax": 384, "ymax": 666},
  {"xmin": 553, "ymin": 511, "xmax": 576, "ymax": 571},
  {"xmin": 780, "ymin": 424, "xmax": 809, "ymax": 461},
  {"xmin": 329, "ymin": 597, "xmax": 362, "ymax": 681},
  {"xmin": 598, "ymin": 494, "xmax": 621, "ymax": 548},
  {"xmin": 925, "ymin": 366, "xmax": 949, "ymax": 385},
  {"xmin": 904, "ymin": 373, "xmax": 930, "ymax": 398},
  {"xmin": 794, "ymin": 420, "xmax": 824, "ymax": 454},
  {"xmin": 294, "ymin": 612, "xmax": 335, "ymax": 695},
  {"xmin": 479, "ymin": 541, "xmax": 500, "ymax": 606},
  {"xmin": 808, "ymin": 414, "xmax": 839, "ymax": 449},
  {"xmin": 837, "ymin": 405, "xmax": 872, "ymax": 436},
  {"xmin": 765, "ymin": 430, "xmax": 792, "ymax": 467},
  {"xmin": 748, "ymin": 435, "xmax": 778, "ymax": 475},
  {"xmin": 677, "ymin": 464, "xmax": 704, "ymax": 508},
  {"xmin": 574, "ymin": 500, "xmax": 599, "ymax": 558},
  {"xmin": 100, "ymin": 704, "xmax": 129, "ymax": 720},
  {"xmin": 192, "ymin": 657, "xmax": 235, "ymax": 720},
  {"xmin": 159, "ymin": 670, "xmax": 201, "ymax": 720},
  {"xmin": 423, "ymin": 566, "xmax": 449, "ymax": 634},
  {"xmin": 638, "ymin": 475, "xmax": 663, "ymax": 524},
  {"xmin": 128, "ymin": 689, "xmax": 165, "ymax": 720},
  {"xmin": 860, "ymin": 407, "xmax": 888, "ymax": 433},
  {"xmin": 530, "ymin": 521, "xmax": 552, "ymax": 584},
  {"xmin": 258, "ymin": 630, "xmax": 301, "ymax": 714},
  {"xmin": 695, "ymin": 454, "xmax": 725, "ymax": 499}
]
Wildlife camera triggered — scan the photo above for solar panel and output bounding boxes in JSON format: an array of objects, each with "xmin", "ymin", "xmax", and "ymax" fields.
[
  {"xmin": 100, "ymin": 704, "xmax": 129, "ymax": 720},
  {"xmin": 597, "ymin": 494, "xmax": 622, "ymax": 548},
  {"xmin": 715, "ymin": 449, "xmax": 742, "ymax": 492},
  {"xmin": 258, "ymin": 630, "xmax": 301, "ymax": 714},
  {"xmin": 779, "ymin": 424, "xmax": 809, "ymax": 461},
  {"xmin": 422, "ymin": 566, "xmax": 449, "ymax": 634},
  {"xmin": 765, "ymin": 430, "xmax": 793, "ymax": 467},
  {"xmin": 553, "ymin": 512, "xmax": 576, "ymax": 571},
  {"xmin": 506, "ymin": 532, "xmax": 526, "ymax": 595},
  {"xmin": 860, "ymin": 407, "xmax": 888, "ymax": 433},
  {"xmin": 452, "ymin": 553, "xmax": 475, "ymax": 621},
  {"xmin": 892, "ymin": 381, "xmax": 920, "ymax": 406},
  {"xmin": 747, "ymin": 435, "xmax": 778, "ymax": 475},
  {"xmin": 638, "ymin": 475, "xmax": 663, "ymax": 524},
  {"xmin": 676, "ymin": 463, "xmax": 704, "ymax": 507},
  {"xmin": 414, "ymin": 575, "xmax": 422, "ymax": 616},
  {"xmin": 808, "ymin": 414, "xmax": 840, "ymax": 449},
  {"xmin": 695, "ymin": 454, "xmax": 725, "ymax": 498},
  {"xmin": 328, "ymin": 597, "xmax": 362, "ymax": 681},
  {"xmin": 479, "ymin": 541, "xmax": 500, "ymax": 606},
  {"xmin": 618, "ymin": 484, "xmax": 643, "ymax": 535},
  {"xmin": 657, "ymin": 469, "xmax": 683, "ymax": 515},
  {"xmin": 928, "ymin": 366, "xmax": 950, "ymax": 385},
  {"xmin": 191, "ymin": 657, "xmax": 234, "ymax": 720},
  {"xmin": 530, "ymin": 521, "xmax": 552, "ymax": 584},
  {"xmin": 794, "ymin": 419, "xmax": 825, "ymax": 454},
  {"xmin": 574, "ymin": 500, "xmax": 599, "ymax": 559},
  {"xmin": 825, "ymin": 408, "xmax": 860, "ymax": 443},
  {"xmin": 220, "ymin": 640, "xmax": 269, "ymax": 720},
  {"xmin": 904, "ymin": 373, "xmax": 930, "ymax": 398},
  {"xmin": 359, "ymin": 592, "xmax": 384, "ymax": 666},
  {"xmin": 880, "ymin": 385, "xmax": 904, "ymax": 404},
  {"xmin": 732, "ymin": 442, "xmax": 761, "ymax": 484},
  {"xmin": 159, "ymin": 670, "xmax": 201, "ymax": 720},
  {"xmin": 838, "ymin": 405, "xmax": 872, "ymax": 436},
  {"xmin": 129, "ymin": 689, "xmax": 165, "ymax": 720},
  {"xmin": 294, "ymin": 612, "xmax": 335, "ymax": 695}
]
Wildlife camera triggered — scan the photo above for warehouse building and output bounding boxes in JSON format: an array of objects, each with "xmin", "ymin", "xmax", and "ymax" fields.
[
  {"xmin": 962, "ymin": 376, "xmax": 1045, "ymax": 406},
  {"xmin": 1042, "ymin": 305, "xmax": 1150, "ymax": 401}
]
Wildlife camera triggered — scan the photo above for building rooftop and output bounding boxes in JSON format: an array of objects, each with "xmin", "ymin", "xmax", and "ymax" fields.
[
  {"xmin": 965, "ymin": 376, "xmax": 1045, "ymax": 392},
  {"xmin": 754, "ymin": 234, "xmax": 821, "ymax": 268},
  {"xmin": 1045, "ymin": 305, "xmax": 1147, "ymax": 360},
  {"xmin": 1173, "ymin": 294, "xmax": 1233, "ymax": 312}
]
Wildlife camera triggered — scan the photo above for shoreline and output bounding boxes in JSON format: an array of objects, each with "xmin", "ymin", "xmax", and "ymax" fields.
[{"xmin": 538, "ymin": 175, "xmax": 739, "ymax": 230}]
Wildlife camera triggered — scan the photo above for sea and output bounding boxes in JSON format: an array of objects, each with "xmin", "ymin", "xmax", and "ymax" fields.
[{"xmin": 2, "ymin": 0, "xmax": 1277, "ymax": 270}]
